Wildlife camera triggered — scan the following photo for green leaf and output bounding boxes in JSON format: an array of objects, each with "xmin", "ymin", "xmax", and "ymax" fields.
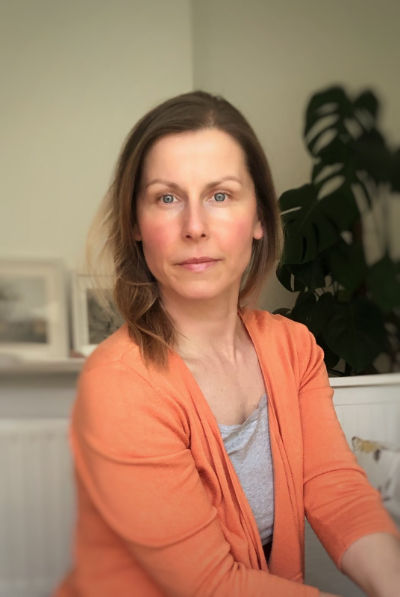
[
  {"xmin": 276, "ymin": 260, "xmax": 326, "ymax": 292},
  {"xmin": 276, "ymin": 263, "xmax": 304, "ymax": 292},
  {"xmin": 353, "ymin": 90, "xmax": 379, "ymax": 121},
  {"xmin": 279, "ymin": 183, "xmax": 359, "ymax": 265},
  {"xmin": 318, "ymin": 184, "xmax": 359, "ymax": 232},
  {"xmin": 290, "ymin": 292, "xmax": 318, "ymax": 332},
  {"xmin": 352, "ymin": 129, "xmax": 391, "ymax": 184},
  {"xmin": 284, "ymin": 292, "xmax": 336, "ymax": 338},
  {"xmin": 304, "ymin": 86, "xmax": 350, "ymax": 149},
  {"xmin": 311, "ymin": 161, "xmax": 343, "ymax": 186},
  {"xmin": 279, "ymin": 185, "xmax": 333, "ymax": 264},
  {"xmin": 311, "ymin": 293, "xmax": 336, "ymax": 334},
  {"xmin": 293, "ymin": 260, "xmax": 327, "ymax": 291},
  {"xmin": 390, "ymin": 149, "xmax": 400, "ymax": 192},
  {"xmin": 327, "ymin": 238, "xmax": 366, "ymax": 293},
  {"xmin": 315, "ymin": 335, "xmax": 340, "ymax": 371},
  {"xmin": 312, "ymin": 161, "xmax": 372, "ymax": 209},
  {"xmin": 367, "ymin": 255, "xmax": 400, "ymax": 312},
  {"xmin": 279, "ymin": 185, "xmax": 339, "ymax": 264},
  {"xmin": 315, "ymin": 136, "xmax": 353, "ymax": 165},
  {"xmin": 304, "ymin": 86, "xmax": 380, "ymax": 164},
  {"xmin": 323, "ymin": 298, "xmax": 386, "ymax": 373}
]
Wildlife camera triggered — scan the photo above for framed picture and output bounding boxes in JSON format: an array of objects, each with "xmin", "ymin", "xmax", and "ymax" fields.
[
  {"xmin": 0, "ymin": 258, "xmax": 69, "ymax": 360},
  {"xmin": 71, "ymin": 273, "xmax": 124, "ymax": 356}
]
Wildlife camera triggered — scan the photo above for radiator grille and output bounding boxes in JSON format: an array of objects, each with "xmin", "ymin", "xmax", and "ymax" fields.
[{"xmin": 0, "ymin": 419, "xmax": 75, "ymax": 597}]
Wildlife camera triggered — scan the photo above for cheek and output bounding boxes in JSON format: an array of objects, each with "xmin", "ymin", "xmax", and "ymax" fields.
[
  {"xmin": 140, "ymin": 220, "xmax": 175, "ymax": 261},
  {"xmin": 220, "ymin": 217, "xmax": 257, "ymax": 248}
]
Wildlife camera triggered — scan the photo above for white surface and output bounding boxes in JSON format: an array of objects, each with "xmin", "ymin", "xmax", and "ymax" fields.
[
  {"xmin": 0, "ymin": 356, "xmax": 84, "ymax": 375},
  {"xmin": 331, "ymin": 373, "xmax": 400, "ymax": 388}
]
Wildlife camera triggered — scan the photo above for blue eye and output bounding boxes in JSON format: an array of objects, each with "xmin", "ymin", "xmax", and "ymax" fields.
[
  {"xmin": 161, "ymin": 194, "xmax": 175, "ymax": 204},
  {"xmin": 214, "ymin": 192, "xmax": 227, "ymax": 202}
]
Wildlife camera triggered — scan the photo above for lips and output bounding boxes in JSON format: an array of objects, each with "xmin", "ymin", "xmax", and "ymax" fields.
[
  {"xmin": 177, "ymin": 257, "xmax": 220, "ymax": 272},
  {"xmin": 178, "ymin": 257, "xmax": 218, "ymax": 265}
]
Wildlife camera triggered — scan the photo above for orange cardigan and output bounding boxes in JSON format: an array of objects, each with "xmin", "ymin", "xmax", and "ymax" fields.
[{"xmin": 53, "ymin": 310, "xmax": 399, "ymax": 596}]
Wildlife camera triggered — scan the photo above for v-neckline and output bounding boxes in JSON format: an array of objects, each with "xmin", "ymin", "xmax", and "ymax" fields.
[
  {"xmin": 168, "ymin": 308, "xmax": 275, "ymax": 433},
  {"xmin": 218, "ymin": 393, "xmax": 267, "ymax": 430},
  {"xmin": 168, "ymin": 308, "xmax": 278, "ymax": 569}
]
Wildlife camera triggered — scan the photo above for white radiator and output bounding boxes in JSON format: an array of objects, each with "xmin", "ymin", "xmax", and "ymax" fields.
[{"xmin": 0, "ymin": 419, "xmax": 75, "ymax": 597}]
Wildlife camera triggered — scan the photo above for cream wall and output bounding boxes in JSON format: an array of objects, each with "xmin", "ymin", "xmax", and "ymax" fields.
[
  {"xmin": 192, "ymin": 0, "xmax": 400, "ymax": 310},
  {"xmin": 0, "ymin": 0, "xmax": 193, "ymax": 270},
  {"xmin": 2, "ymin": 0, "xmax": 399, "ymax": 311}
]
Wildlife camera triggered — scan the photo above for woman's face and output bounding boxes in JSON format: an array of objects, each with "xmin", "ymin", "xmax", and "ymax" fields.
[{"xmin": 134, "ymin": 128, "xmax": 263, "ymax": 305}]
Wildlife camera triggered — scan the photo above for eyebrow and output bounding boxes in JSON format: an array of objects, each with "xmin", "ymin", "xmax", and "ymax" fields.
[{"xmin": 143, "ymin": 176, "xmax": 243, "ymax": 191}]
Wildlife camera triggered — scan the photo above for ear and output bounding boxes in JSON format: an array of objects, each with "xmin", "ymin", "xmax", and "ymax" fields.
[{"xmin": 253, "ymin": 218, "xmax": 263, "ymax": 240}]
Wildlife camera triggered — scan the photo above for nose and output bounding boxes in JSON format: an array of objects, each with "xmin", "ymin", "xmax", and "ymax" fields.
[{"xmin": 182, "ymin": 201, "xmax": 209, "ymax": 240}]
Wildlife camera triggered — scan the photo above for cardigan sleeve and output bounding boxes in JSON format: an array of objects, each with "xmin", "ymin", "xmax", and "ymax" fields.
[
  {"xmin": 297, "ymin": 326, "xmax": 400, "ymax": 570},
  {"xmin": 71, "ymin": 359, "xmax": 320, "ymax": 597}
]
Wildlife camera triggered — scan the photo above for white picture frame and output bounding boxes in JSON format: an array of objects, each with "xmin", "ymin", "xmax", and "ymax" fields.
[
  {"xmin": 0, "ymin": 258, "xmax": 69, "ymax": 360},
  {"xmin": 71, "ymin": 273, "xmax": 123, "ymax": 356}
]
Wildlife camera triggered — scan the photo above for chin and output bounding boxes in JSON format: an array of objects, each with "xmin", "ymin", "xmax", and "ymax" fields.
[{"xmin": 169, "ymin": 281, "xmax": 238, "ymax": 303}]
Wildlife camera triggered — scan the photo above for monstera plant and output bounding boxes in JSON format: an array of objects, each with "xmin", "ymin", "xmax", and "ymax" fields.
[{"xmin": 276, "ymin": 85, "xmax": 400, "ymax": 375}]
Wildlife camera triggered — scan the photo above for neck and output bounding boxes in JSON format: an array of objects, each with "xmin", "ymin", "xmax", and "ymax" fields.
[{"xmin": 161, "ymin": 291, "xmax": 247, "ymax": 362}]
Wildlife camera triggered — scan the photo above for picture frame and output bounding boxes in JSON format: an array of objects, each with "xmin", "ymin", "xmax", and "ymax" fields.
[
  {"xmin": 71, "ymin": 272, "xmax": 123, "ymax": 356},
  {"xmin": 0, "ymin": 258, "xmax": 69, "ymax": 360}
]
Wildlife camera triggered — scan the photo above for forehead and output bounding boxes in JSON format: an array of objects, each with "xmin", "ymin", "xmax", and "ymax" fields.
[{"xmin": 141, "ymin": 128, "xmax": 249, "ymax": 178}]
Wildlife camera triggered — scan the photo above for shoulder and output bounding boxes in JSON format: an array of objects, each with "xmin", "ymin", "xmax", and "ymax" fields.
[
  {"xmin": 81, "ymin": 322, "xmax": 170, "ymax": 387},
  {"xmin": 82, "ymin": 323, "xmax": 141, "ymax": 374},
  {"xmin": 73, "ymin": 325, "xmax": 189, "ymax": 449},
  {"xmin": 242, "ymin": 308, "xmax": 324, "ymax": 377},
  {"xmin": 76, "ymin": 325, "xmax": 154, "ymax": 416},
  {"xmin": 243, "ymin": 309, "xmax": 329, "ymax": 396},
  {"xmin": 243, "ymin": 308, "xmax": 315, "ymax": 346},
  {"xmin": 75, "ymin": 324, "xmax": 177, "ymax": 415},
  {"xmin": 75, "ymin": 325, "xmax": 148, "ymax": 406}
]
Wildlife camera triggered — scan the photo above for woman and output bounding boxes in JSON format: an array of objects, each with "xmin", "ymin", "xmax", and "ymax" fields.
[{"xmin": 54, "ymin": 91, "xmax": 400, "ymax": 596}]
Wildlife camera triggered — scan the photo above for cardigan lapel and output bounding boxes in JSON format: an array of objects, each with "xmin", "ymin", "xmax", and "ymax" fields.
[{"xmin": 240, "ymin": 310, "xmax": 304, "ymax": 580}]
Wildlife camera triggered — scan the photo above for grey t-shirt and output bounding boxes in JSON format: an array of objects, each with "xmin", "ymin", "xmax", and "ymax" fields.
[{"xmin": 218, "ymin": 393, "xmax": 274, "ymax": 545}]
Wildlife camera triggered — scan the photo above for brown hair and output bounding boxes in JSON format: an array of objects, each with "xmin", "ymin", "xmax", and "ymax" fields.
[{"xmin": 86, "ymin": 90, "xmax": 281, "ymax": 367}]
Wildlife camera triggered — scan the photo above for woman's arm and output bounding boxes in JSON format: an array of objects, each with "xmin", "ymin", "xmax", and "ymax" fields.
[
  {"xmin": 294, "ymin": 325, "xmax": 400, "ymax": 579},
  {"xmin": 340, "ymin": 532, "xmax": 400, "ymax": 597}
]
